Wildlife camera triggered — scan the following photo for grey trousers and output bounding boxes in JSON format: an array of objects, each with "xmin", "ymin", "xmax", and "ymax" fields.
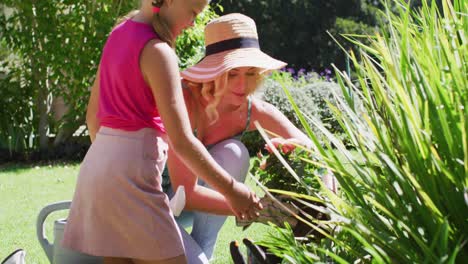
[{"xmin": 169, "ymin": 139, "xmax": 251, "ymax": 263}]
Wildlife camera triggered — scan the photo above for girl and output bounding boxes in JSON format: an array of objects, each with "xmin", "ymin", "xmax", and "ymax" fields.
[{"xmin": 62, "ymin": 2, "xmax": 261, "ymax": 264}]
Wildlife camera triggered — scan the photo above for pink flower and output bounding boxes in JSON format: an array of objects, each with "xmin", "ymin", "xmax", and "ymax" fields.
[
  {"xmin": 280, "ymin": 143, "xmax": 296, "ymax": 154},
  {"xmin": 264, "ymin": 138, "xmax": 286, "ymax": 153},
  {"xmin": 259, "ymin": 159, "xmax": 267, "ymax": 170},
  {"xmin": 264, "ymin": 138, "xmax": 299, "ymax": 154},
  {"xmin": 257, "ymin": 151, "xmax": 264, "ymax": 159}
]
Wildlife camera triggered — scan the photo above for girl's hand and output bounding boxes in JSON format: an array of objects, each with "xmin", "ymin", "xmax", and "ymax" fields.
[
  {"xmin": 264, "ymin": 138, "xmax": 300, "ymax": 154},
  {"xmin": 226, "ymin": 181, "xmax": 263, "ymax": 220}
]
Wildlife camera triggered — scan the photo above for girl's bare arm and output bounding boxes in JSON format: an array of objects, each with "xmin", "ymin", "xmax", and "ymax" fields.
[{"xmin": 140, "ymin": 40, "xmax": 260, "ymax": 219}]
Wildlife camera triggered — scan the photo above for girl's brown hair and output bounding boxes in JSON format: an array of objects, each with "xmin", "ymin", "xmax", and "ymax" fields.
[
  {"xmin": 114, "ymin": 10, "xmax": 139, "ymax": 28},
  {"xmin": 151, "ymin": 0, "xmax": 175, "ymax": 48}
]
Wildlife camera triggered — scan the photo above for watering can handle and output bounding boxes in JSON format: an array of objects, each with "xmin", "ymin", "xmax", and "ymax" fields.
[
  {"xmin": 229, "ymin": 241, "xmax": 246, "ymax": 264},
  {"xmin": 36, "ymin": 201, "xmax": 72, "ymax": 263}
]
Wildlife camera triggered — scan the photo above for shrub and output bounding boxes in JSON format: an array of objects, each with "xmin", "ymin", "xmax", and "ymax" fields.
[
  {"xmin": 251, "ymin": 148, "xmax": 324, "ymax": 194},
  {"xmin": 242, "ymin": 75, "xmax": 349, "ymax": 155}
]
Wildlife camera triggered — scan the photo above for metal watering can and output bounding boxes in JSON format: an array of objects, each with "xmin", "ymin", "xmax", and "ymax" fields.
[{"xmin": 36, "ymin": 201, "xmax": 103, "ymax": 264}]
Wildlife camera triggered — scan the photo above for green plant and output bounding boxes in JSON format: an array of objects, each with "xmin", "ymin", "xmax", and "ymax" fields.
[
  {"xmin": 248, "ymin": 134, "xmax": 337, "ymax": 244},
  {"xmin": 257, "ymin": 0, "xmax": 468, "ymax": 262},
  {"xmin": 268, "ymin": 70, "xmax": 326, "ymax": 88},
  {"xmin": 258, "ymin": 223, "xmax": 335, "ymax": 264},
  {"xmin": 252, "ymin": 148, "xmax": 322, "ymax": 195}
]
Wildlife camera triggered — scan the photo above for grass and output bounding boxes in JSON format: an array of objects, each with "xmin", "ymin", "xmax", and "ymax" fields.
[
  {"xmin": 0, "ymin": 162, "xmax": 274, "ymax": 264},
  {"xmin": 0, "ymin": 162, "xmax": 79, "ymax": 264}
]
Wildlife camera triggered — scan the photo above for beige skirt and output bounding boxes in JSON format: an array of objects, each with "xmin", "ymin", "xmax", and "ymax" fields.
[{"xmin": 62, "ymin": 127, "xmax": 184, "ymax": 260}]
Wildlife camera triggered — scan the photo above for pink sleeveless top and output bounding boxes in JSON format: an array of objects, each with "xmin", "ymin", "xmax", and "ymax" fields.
[{"xmin": 98, "ymin": 19, "xmax": 165, "ymax": 132}]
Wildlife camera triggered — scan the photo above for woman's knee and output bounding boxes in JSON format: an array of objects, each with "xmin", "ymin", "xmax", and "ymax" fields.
[
  {"xmin": 216, "ymin": 139, "xmax": 249, "ymax": 160},
  {"xmin": 209, "ymin": 139, "xmax": 250, "ymax": 182}
]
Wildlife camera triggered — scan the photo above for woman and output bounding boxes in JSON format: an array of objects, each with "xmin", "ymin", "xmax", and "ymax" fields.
[
  {"xmin": 164, "ymin": 13, "xmax": 313, "ymax": 260},
  {"xmin": 62, "ymin": 2, "xmax": 261, "ymax": 264}
]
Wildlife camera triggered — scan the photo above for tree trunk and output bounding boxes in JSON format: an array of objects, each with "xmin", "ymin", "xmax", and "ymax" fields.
[
  {"xmin": 30, "ymin": 0, "xmax": 49, "ymax": 150},
  {"xmin": 37, "ymin": 79, "xmax": 49, "ymax": 150},
  {"xmin": 53, "ymin": 126, "xmax": 74, "ymax": 147},
  {"xmin": 53, "ymin": 117, "xmax": 85, "ymax": 147}
]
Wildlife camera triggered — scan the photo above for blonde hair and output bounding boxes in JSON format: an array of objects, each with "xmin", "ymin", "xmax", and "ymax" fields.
[
  {"xmin": 186, "ymin": 69, "xmax": 264, "ymax": 125},
  {"xmin": 201, "ymin": 72, "xmax": 229, "ymax": 124}
]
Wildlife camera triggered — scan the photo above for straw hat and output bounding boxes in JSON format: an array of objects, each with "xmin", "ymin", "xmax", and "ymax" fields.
[{"xmin": 181, "ymin": 13, "xmax": 287, "ymax": 83}]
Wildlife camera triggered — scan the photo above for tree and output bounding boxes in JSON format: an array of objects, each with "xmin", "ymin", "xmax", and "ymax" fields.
[
  {"xmin": 0, "ymin": 1, "xmax": 217, "ymax": 159},
  {"xmin": 216, "ymin": 0, "xmax": 440, "ymax": 71},
  {"xmin": 1, "ymin": 1, "xmax": 139, "ymax": 152}
]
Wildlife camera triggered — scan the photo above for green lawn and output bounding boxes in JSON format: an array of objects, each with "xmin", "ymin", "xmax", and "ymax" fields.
[{"xmin": 0, "ymin": 162, "xmax": 274, "ymax": 264}]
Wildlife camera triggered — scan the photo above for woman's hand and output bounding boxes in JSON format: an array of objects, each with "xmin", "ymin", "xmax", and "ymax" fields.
[
  {"xmin": 225, "ymin": 181, "xmax": 263, "ymax": 220},
  {"xmin": 264, "ymin": 137, "xmax": 301, "ymax": 154}
]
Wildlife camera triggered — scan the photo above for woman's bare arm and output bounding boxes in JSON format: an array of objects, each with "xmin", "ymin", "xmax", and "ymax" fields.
[
  {"xmin": 167, "ymin": 148, "xmax": 233, "ymax": 215},
  {"xmin": 250, "ymin": 98, "xmax": 312, "ymax": 147}
]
